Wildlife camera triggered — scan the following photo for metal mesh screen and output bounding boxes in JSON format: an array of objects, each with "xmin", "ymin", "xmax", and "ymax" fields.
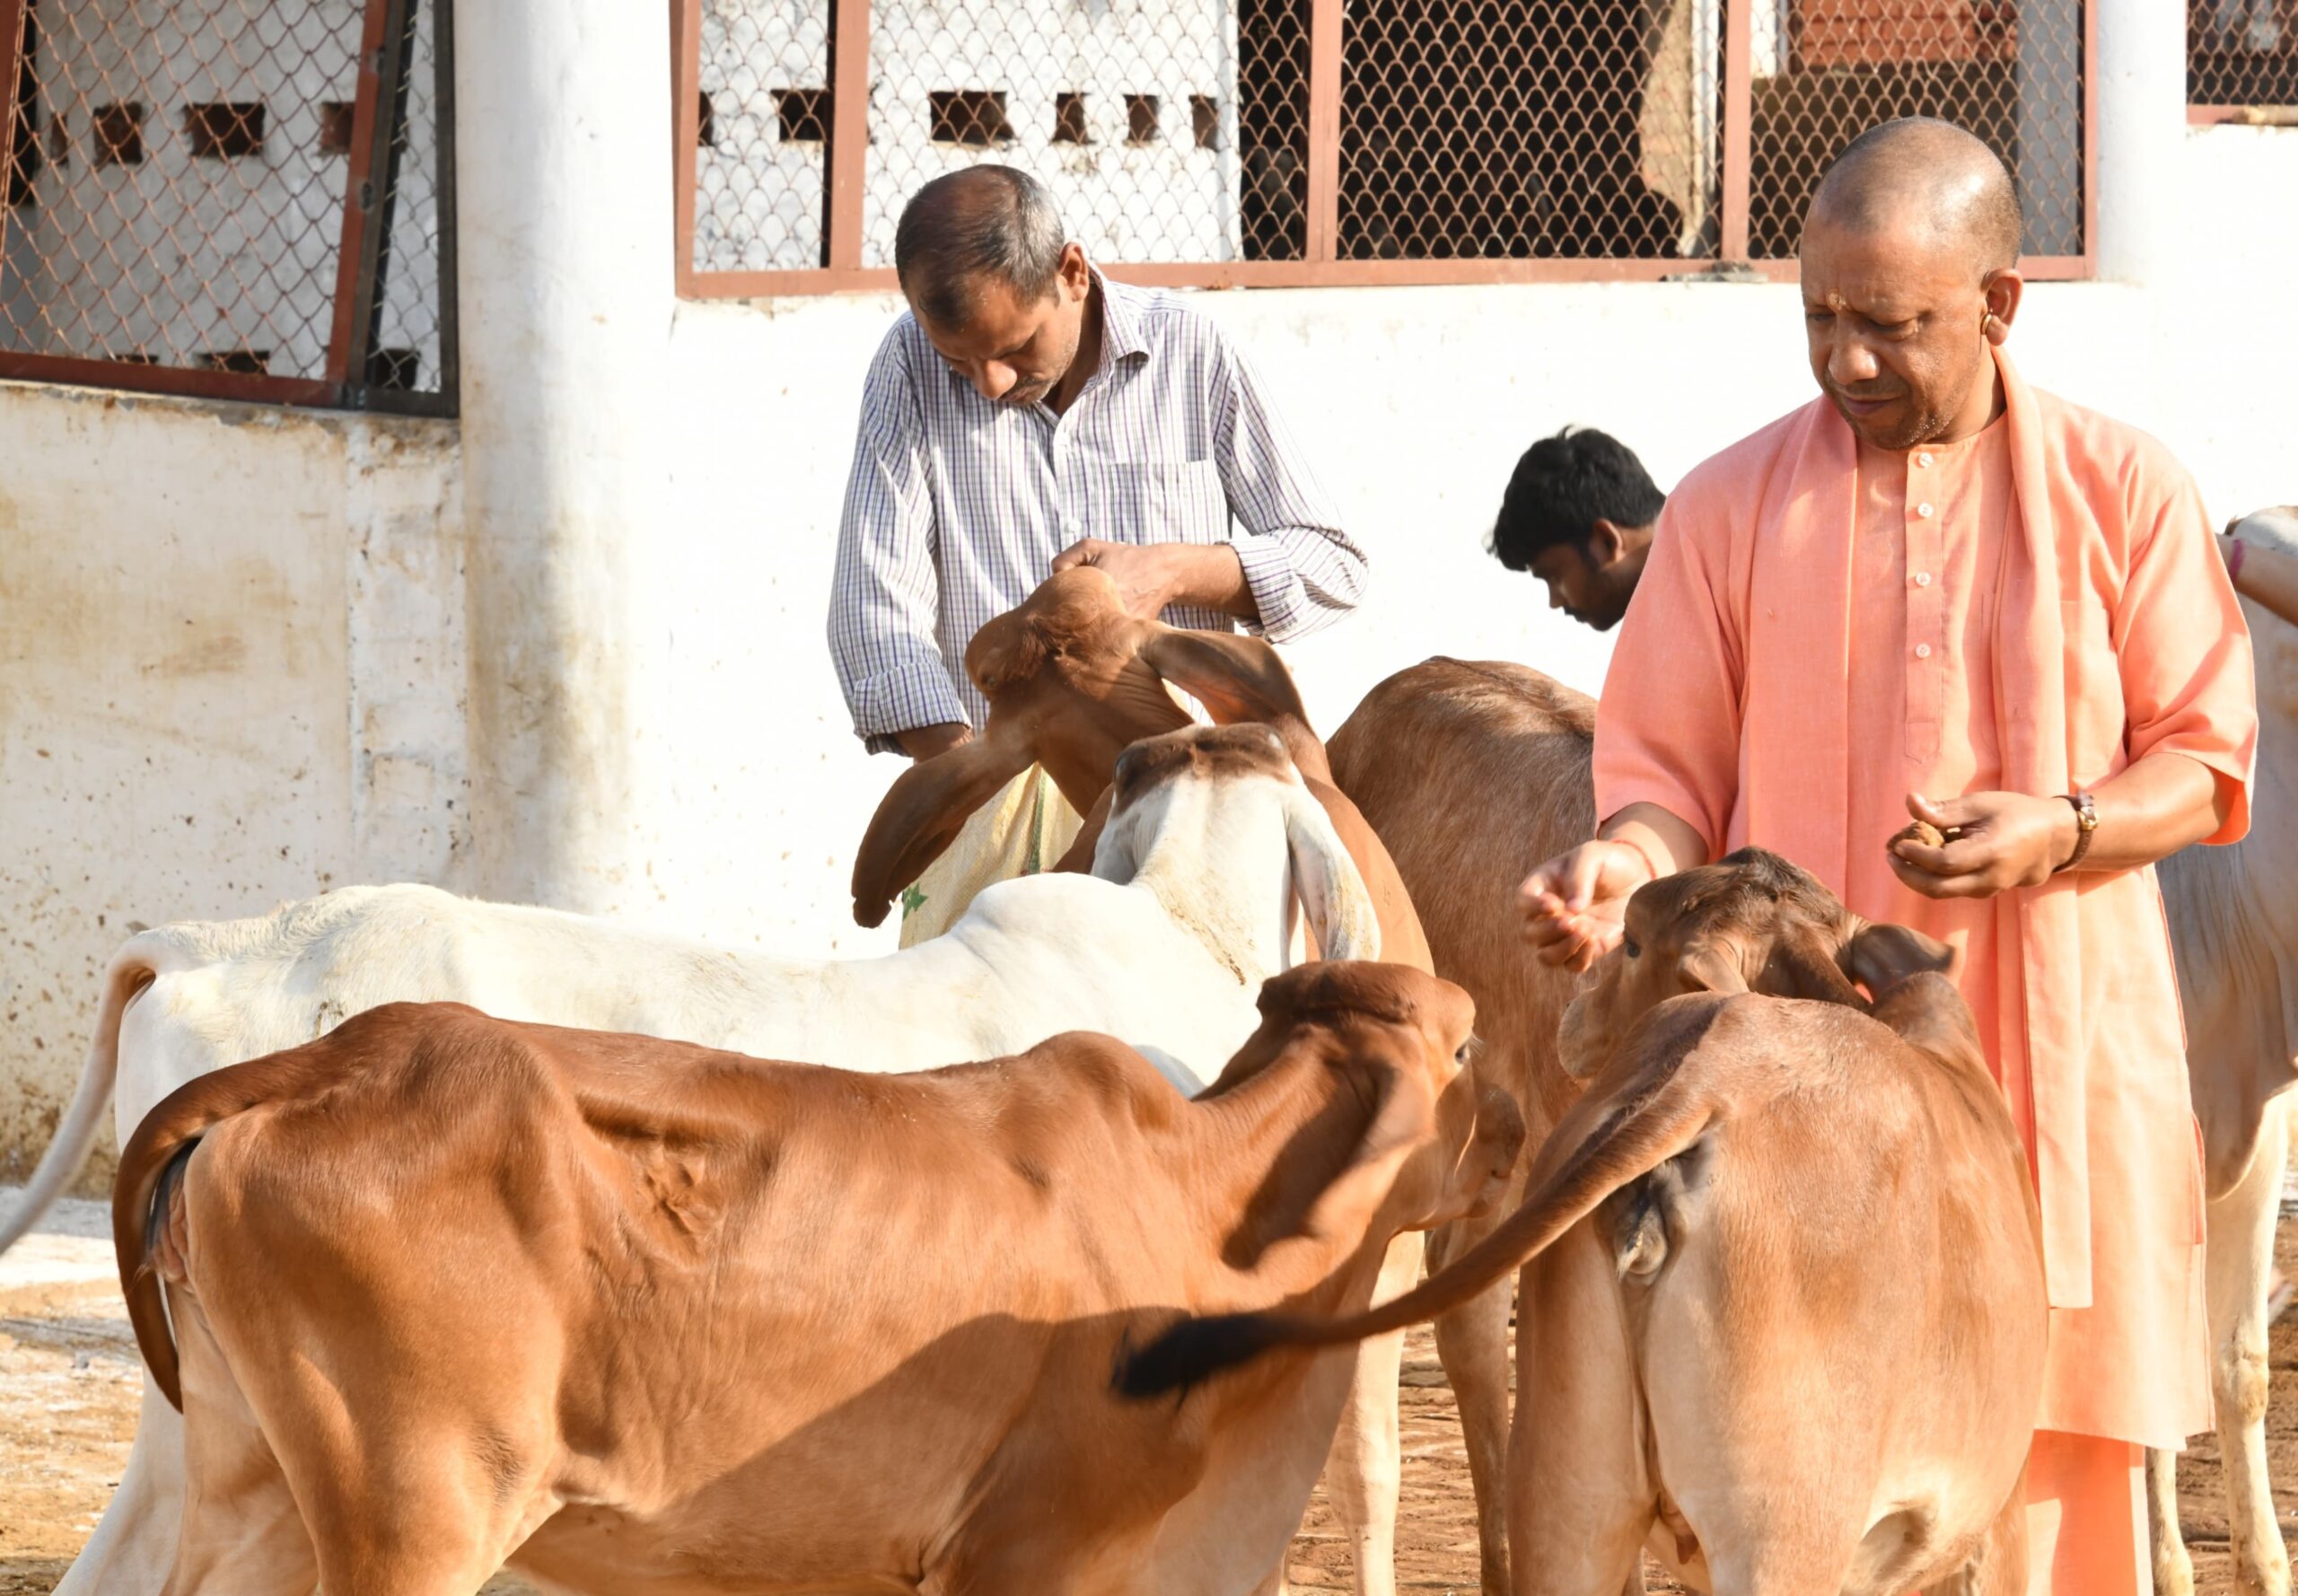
[
  {"xmin": 689, "ymin": 0, "xmax": 1317, "ymax": 273},
  {"xmin": 1745, "ymin": 0, "xmax": 2085, "ymax": 259},
  {"xmin": 693, "ymin": 0, "xmax": 831, "ymax": 273},
  {"xmin": 1238, "ymin": 0, "xmax": 1308, "ymax": 261},
  {"xmin": 2189, "ymin": 0, "xmax": 2298, "ymax": 107},
  {"xmin": 1338, "ymin": 0, "xmax": 1721, "ymax": 260},
  {"xmin": 674, "ymin": 0, "xmax": 2094, "ymax": 289},
  {"xmin": 859, "ymin": 1, "xmax": 1248, "ymax": 267},
  {"xmin": 0, "ymin": 0, "xmax": 452, "ymax": 404}
]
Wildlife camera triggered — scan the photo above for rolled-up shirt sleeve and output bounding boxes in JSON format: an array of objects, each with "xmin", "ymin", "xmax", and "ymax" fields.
[
  {"xmin": 2114, "ymin": 460, "xmax": 2258, "ymax": 843},
  {"xmin": 829, "ymin": 330, "xmax": 969, "ymax": 754},
  {"xmin": 1591, "ymin": 483, "xmax": 1746, "ymax": 860},
  {"xmin": 1210, "ymin": 335, "xmax": 1368, "ymax": 643}
]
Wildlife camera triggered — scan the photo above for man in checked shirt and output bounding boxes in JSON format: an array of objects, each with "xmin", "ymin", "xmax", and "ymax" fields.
[{"xmin": 829, "ymin": 165, "xmax": 1368, "ymax": 945}]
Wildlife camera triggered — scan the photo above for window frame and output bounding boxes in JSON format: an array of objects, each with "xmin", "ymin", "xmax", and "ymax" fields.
[
  {"xmin": 2188, "ymin": 4, "xmax": 2298, "ymax": 124},
  {"xmin": 668, "ymin": 0, "xmax": 2097, "ymax": 297},
  {"xmin": 0, "ymin": 0, "xmax": 460, "ymax": 413}
]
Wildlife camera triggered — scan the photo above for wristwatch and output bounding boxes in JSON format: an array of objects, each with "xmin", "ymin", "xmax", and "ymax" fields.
[{"xmin": 2054, "ymin": 792, "xmax": 2098, "ymax": 874}]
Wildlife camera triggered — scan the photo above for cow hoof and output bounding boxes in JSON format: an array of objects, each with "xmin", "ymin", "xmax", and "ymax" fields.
[{"xmin": 2154, "ymin": 1545, "xmax": 2197, "ymax": 1596}]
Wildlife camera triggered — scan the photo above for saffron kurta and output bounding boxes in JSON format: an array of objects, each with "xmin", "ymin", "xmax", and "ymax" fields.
[{"xmin": 1592, "ymin": 351, "xmax": 2257, "ymax": 1450}]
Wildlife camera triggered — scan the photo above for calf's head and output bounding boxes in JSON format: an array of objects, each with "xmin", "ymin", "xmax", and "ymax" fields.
[
  {"xmin": 1209, "ymin": 961, "xmax": 1525, "ymax": 1254},
  {"xmin": 1557, "ymin": 847, "xmax": 1953, "ymax": 1077},
  {"xmin": 851, "ymin": 567, "xmax": 1316, "ymax": 927},
  {"xmin": 1094, "ymin": 723, "xmax": 1381, "ymax": 969}
]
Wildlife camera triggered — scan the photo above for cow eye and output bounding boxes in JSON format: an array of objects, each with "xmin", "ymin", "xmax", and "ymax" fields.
[{"xmin": 1623, "ymin": 937, "xmax": 1642, "ymax": 959}]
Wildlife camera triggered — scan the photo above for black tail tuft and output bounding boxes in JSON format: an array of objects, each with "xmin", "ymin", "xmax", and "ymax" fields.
[{"xmin": 1113, "ymin": 1311, "xmax": 1294, "ymax": 1400}]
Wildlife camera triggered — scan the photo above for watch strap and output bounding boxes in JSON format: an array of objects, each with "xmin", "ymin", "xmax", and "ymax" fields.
[{"xmin": 2055, "ymin": 792, "xmax": 2098, "ymax": 874}]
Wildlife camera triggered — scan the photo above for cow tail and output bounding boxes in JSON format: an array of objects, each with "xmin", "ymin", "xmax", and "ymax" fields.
[
  {"xmin": 111, "ymin": 1052, "xmax": 311, "ymax": 1411},
  {"xmin": 1, "ymin": 943, "xmax": 165, "ymax": 1258},
  {"xmin": 1117, "ymin": 1028, "xmax": 1719, "ymax": 1399}
]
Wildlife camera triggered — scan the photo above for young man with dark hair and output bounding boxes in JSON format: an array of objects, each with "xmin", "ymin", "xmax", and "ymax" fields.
[{"xmin": 1487, "ymin": 425, "xmax": 1665, "ymax": 632}]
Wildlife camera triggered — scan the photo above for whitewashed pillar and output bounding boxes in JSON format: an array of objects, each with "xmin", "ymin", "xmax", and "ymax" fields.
[
  {"xmin": 452, "ymin": 4, "xmax": 674, "ymax": 913},
  {"xmin": 2093, "ymin": 0, "xmax": 2186, "ymax": 287}
]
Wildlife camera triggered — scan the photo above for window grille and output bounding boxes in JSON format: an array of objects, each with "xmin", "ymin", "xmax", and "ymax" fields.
[
  {"xmin": 1743, "ymin": 0, "xmax": 2087, "ymax": 261},
  {"xmin": 2188, "ymin": 0, "xmax": 2298, "ymax": 118},
  {"xmin": 671, "ymin": 0, "xmax": 2093, "ymax": 295},
  {"xmin": 0, "ymin": 0, "xmax": 457, "ymax": 411}
]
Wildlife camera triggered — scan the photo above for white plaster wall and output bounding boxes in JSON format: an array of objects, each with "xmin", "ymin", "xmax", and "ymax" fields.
[
  {"xmin": 0, "ymin": 384, "xmax": 463, "ymax": 1188},
  {"xmin": 2163, "ymin": 124, "xmax": 2298, "ymax": 525}
]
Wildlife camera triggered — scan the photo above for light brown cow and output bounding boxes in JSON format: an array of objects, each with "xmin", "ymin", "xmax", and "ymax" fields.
[
  {"xmin": 1125, "ymin": 851, "xmax": 2048, "ymax": 1596},
  {"xmin": 1324, "ymin": 657, "xmax": 1597, "ymax": 1594},
  {"xmin": 115, "ymin": 963, "xmax": 1522, "ymax": 1596}
]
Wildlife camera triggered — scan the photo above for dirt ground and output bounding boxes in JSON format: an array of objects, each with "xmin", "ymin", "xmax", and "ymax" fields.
[{"xmin": 4, "ymin": 1192, "xmax": 2294, "ymax": 1595}]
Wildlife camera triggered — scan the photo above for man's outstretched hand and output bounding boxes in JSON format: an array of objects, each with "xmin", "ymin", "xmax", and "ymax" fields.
[
  {"xmin": 1885, "ymin": 791, "xmax": 2076, "ymax": 899},
  {"xmin": 1517, "ymin": 840, "xmax": 1654, "ymax": 971}
]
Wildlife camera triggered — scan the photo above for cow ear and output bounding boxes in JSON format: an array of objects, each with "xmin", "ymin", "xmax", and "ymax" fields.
[
  {"xmin": 1676, "ymin": 943, "xmax": 1748, "ymax": 995},
  {"xmin": 1759, "ymin": 929, "xmax": 1867, "ymax": 1006},
  {"xmin": 850, "ymin": 731, "xmax": 1033, "ymax": 928},
  {"xmin": 963, "ymin": 609, "xmax": 1049, "ymax": 702},
  {"xmin": 1868, "ymin": 973, "xmax": 1987, "ymax": 1074},
  {"xmin": 1138, "ymin": 627, "xmax": 1311, "ymax": 727},
  {"xmin": 1839, "ymin": 921, "xmax": 1957, "ymax": 999},
  {"xmin": 1283, "ymin": 785, "xmax": 1381, "ymax": 963}
]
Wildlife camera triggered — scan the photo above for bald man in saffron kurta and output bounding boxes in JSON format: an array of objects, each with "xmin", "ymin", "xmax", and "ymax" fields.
[
  {"xmin": 1522, "ymin": 119, "xmax": 2257, "ymax": 1595},
  {"xmin": 1598, "ymin": 348, "xmax": 2251, "ymax": 1587}
]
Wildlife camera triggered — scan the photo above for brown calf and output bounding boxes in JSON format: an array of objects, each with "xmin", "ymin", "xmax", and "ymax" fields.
[
  {"xmin": 1323, "ymin": 656, "xmax": 1598, "ymax": 1594},
  {"xmin": 850, "ymin": 566, "xmax": 1431, "ymax": 976},
  {"xmin": 116, "ymin": 962, "xmax": 1521, "ymax": 1596},
  {"xmin": 1127, "ymin": 851, "xmax": 2048, "ymax": 1596}
]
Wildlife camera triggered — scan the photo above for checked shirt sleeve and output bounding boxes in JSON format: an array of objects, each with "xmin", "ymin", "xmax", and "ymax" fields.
[
  {"xmin": 1210, "ymin": 333, "xmax": 1369, "ymax": 643},
  {"xmin": 829, "ymin": 329, "xmax": 969, "ymax": 754}
]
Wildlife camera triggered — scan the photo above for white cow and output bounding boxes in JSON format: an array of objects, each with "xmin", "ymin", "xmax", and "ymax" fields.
[
  {"xmin": 2153, "ymin": 506, "xmax": 2298, "ymax": 1596},
  {"xmin": 1, "ymin": 722, "xmax": 1378, "ymax": 1596}
]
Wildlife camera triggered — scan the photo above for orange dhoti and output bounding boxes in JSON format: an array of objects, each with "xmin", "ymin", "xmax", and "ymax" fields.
[{"xmin": 1592, "ymin": 351, "xmax": 2257, "ymax": 1593}]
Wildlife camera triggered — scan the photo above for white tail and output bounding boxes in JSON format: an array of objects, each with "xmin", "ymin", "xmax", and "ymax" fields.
[{"xmin": 0, "ymin": 940, "xmax": 162, "ymax": 1256}]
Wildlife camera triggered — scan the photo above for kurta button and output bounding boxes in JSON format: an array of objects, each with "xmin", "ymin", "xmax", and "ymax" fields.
[
  {"xmin": 1915, "ymin": 644, "xmax": 1933, "ymax": 660},
  {"xmin": 1916, "ymin": 502, "xmax": 1935, "ymax": 518},
  {"xmin": 1915, "ymin": 572, "xmax": 1933, "ymax": 587},
  {"xmin": 1916, "ymin": 452, "xmax": 1935, "ymax": 468}
]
